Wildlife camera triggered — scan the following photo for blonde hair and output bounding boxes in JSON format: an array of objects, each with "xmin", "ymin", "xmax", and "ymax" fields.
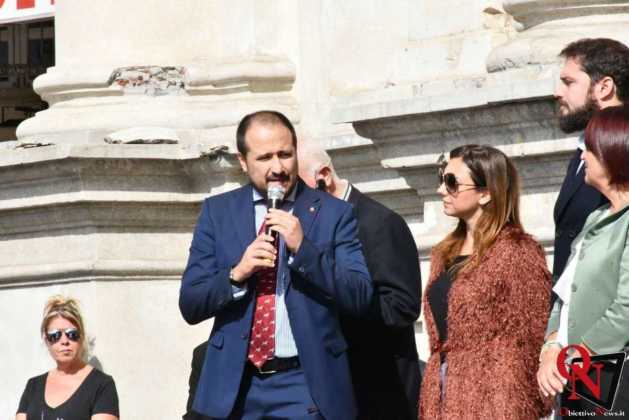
[{"xmin": 40, "ymin": 295, "xmax": 88, "ymax": 361}]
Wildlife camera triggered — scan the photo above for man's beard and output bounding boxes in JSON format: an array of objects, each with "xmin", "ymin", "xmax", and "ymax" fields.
[{"xmin": 557, "ymin": 96, "xmax": 598, "ymax": 134}]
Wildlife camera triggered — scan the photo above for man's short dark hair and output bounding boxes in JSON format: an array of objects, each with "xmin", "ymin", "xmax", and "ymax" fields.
[
  {"xmin": 560, "ymin": 38, "xmax": 629, "ymax": 102},
  {"xmin": 236, "ymin": 110, "xmax": 297, "ymax": 155},
  {"xmin": 584, "ymin": 105, "xmax": 629, "ymax": 187}
]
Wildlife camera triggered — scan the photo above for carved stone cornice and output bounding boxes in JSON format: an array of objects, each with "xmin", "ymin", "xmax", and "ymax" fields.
[
  {"xmin": 18, "ymin": 57, "xmax": 297, "ymax": 144},
  {"xmin": 487, "ymin": 0, "xmax": 629, "ymax": 73},
  {"xmin": 0, "ymin": 144, "xmax": 244, "ymax": 287},
  {"xmin": 503, "ymin": 0, "xmax": 629, "ymax": 29},
  {"xmin": 332, "ymin": 90, "xmax": 573, "ymax": 253}
]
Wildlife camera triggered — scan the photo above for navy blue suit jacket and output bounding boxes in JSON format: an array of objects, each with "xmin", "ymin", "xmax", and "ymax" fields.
[
  {"xmin": 179, "ymin": 180, "xmax": 373, "ymax": 420},
  {"xmin": 553, "ymin": 149, "xmax": 608, "ymax": 281}
]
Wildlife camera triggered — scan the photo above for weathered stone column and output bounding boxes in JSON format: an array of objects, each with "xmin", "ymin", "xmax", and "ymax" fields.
[
  {"xmin": 1, "ymin": 1, "xmax": 300, "ymax": 419},
  {"xmin": 17, "ymin": 0, "xmax": 298, "ymax": 144},
  {"xmin": 488, "ymin": 0, "xmax": 629, "ymax": 73}
]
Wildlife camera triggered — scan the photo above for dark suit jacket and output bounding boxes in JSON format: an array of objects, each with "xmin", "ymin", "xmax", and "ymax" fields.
[
  {"xmin": 341, "ymin": 187, "xmax": 422, "ymax": 420},
  {"xmin": 553, "ymin": 149, "xmax": 608, "ymax": 282},
  {"xmin": 183, "ymin": 341, "xmax": 210, "ymax": 420},
  {"xmin": 179, "ymin": 180, "xmax": 373, "ymax": 420}
]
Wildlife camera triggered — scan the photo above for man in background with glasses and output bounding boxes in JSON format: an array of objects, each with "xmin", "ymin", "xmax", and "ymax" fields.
[{"xmin": 298, "ymin": 139, "xmax": 422, "ymax": 420}]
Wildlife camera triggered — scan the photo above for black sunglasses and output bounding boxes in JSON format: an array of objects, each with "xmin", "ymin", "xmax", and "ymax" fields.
[
  {"xmin": 45, "ymin": 328, "xmax": 80, "ymax": 344},
  {"xmin": 438, "ymin": 169, "xmax": 478, "ymax": 194}
]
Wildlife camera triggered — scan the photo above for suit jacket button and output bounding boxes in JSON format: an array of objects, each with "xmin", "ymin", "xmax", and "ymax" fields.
[
  {"xmin": 299, "ymin": 267, "xmax": 305, "ymax": 273},
  {"xmin": 241, "ymin": 333, "xmax": 249, "ymax": 340},
  {"xmin": 568, "ymin": 230, "xmax": 576, "ymax": 238},
  {"xmin": 571, "ymin": 284, "xmax": 577, "ymax": 292},
  {"xmin": 568, "ymin": 320, "xmax": 576, "ymax": 329}
]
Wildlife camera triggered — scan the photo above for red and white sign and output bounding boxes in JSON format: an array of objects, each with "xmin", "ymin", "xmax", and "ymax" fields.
[{"xmin": 0, "ymin": 0, "xmax": 55, "ymax": 25}]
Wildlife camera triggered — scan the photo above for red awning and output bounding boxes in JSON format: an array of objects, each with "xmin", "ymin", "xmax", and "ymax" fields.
[{"xmin": 0, "ymin": 0, "xmax": 54, "ymax": 25}]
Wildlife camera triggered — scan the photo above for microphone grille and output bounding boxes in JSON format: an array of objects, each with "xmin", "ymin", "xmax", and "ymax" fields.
[{"xmin": 268, "ymin": 185, "xmax": 286, "ymax": 201}]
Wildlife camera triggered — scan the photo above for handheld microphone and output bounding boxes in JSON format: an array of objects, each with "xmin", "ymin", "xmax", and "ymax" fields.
[{"xmin": 266, "ymin": 185, "xmax": 286, "ymax": 239}]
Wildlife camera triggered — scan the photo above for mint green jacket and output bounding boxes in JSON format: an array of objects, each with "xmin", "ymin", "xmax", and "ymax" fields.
[{"xmin": 546, "ymin": 203, "xmax": 629, "ymax": 354}]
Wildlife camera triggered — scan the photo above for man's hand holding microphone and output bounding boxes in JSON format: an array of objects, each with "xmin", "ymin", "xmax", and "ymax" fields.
[{"xmin": 230, "ymin": 186, "xmax": 303, "ymax": 283}]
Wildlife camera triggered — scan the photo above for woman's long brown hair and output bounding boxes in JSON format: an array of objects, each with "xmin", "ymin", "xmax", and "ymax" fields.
[{"xmin": 433, "ymin": 145, "xmax": 523, "ymax": 272}]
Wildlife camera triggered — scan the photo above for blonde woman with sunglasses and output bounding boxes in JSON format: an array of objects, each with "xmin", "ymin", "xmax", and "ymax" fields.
[
  {"xmin": 16, "ymin": 296, "xmax": 119, "ymax": 420},
  {"xmin": 420, "ymin": 145, "xmax": 552, "ymax": 419}
]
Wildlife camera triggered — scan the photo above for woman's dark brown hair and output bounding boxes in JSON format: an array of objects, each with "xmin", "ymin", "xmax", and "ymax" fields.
[{"xmin": 434, "ymin": 144, "xmax": 523, "ymax": 271}]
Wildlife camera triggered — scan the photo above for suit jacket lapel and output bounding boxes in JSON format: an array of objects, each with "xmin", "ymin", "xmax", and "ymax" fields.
[
  {"xmin": 282, "ymin": 180, "xmax": 320, "ymax": 290},
  {"xmin": 230, "ymin": 184, "xmax": 256, "ymax": 254},
  {"xmin": 293, "ymin": 180, "xmax": 321, "ymax": 239},
  {"xmin": 555, "ymin": 149, "xmax": 584, "ymax": 221},
  {"xmin": 347, "ymin": 185, "xmax": 360, "ymax": 207}
]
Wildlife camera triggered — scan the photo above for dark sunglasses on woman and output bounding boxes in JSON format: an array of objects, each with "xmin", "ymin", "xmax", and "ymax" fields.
[
  {"xmin": 438, "ymin": 169, "xmax": 478, "ymax": 194},
  {"xmin": 45, "ymin": 328, "xmax": 80, "ymax": 344}
]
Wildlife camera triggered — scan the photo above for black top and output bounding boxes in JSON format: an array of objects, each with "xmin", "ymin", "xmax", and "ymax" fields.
[
  {"xmin": 184, "ymin": 341, "xmax": 212, "ymax": 420},
  {"xmin": 17, "ymin": 368, "xmax": 119, "ymax": 420},
  {"xmin": 428, "ymin": 256, "xmax": 468, "ymax": 343}
]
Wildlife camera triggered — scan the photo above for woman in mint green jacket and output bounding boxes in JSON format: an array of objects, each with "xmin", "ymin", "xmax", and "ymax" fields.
[{"xmin": 537, "ymin": 106, "xmax": 629, "ymax": 416}]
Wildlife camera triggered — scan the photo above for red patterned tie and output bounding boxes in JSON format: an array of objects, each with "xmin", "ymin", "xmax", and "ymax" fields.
[{"xmin": 247, "ymin": 220, "xmax": 279, "ymax": 368}]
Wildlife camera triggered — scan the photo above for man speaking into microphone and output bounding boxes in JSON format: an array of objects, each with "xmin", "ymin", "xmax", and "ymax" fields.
[{"xmin": 179, "ymin": 110, "xmax": 373, "ymax": 420}]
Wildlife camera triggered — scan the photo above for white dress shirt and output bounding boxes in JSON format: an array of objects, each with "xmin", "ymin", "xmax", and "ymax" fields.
[{"xmin": 232, "ymin": 186, "xmax": 299, "ymax": 357}]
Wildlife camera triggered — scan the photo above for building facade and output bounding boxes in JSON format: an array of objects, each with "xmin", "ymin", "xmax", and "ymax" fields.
[
  {"xmin": 0, "ymin": 0, "xmax": 53, "ymax": 140},
  {"xmin": 2, "ymin": 1, "xmax": 628, "ymax": 418}
]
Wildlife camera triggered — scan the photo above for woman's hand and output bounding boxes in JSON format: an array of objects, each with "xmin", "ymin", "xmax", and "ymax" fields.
[{"xmin": 537, "ymin": 345, "xmax": 566, "ymax": 398}]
